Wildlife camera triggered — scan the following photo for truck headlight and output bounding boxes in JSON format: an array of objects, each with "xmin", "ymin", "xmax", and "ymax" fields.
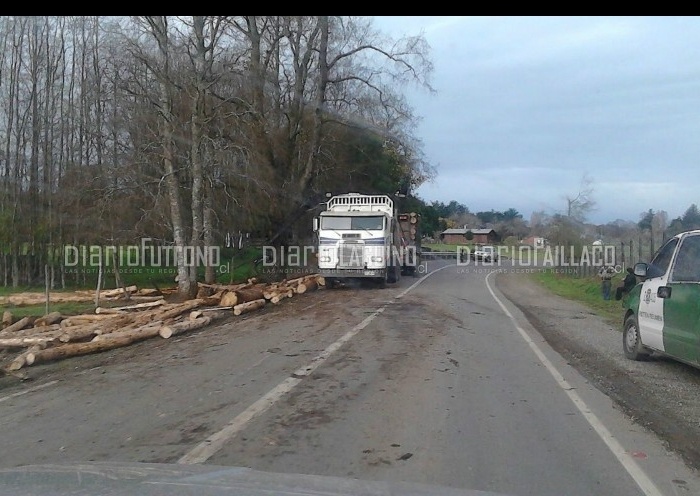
[
  {"xmin": 370, "ymin": 256, "xmax": 383, "ymax": 263},
  {"xmin": 320, "ymin": 256, "xmax": 331, "ymax": 262}
]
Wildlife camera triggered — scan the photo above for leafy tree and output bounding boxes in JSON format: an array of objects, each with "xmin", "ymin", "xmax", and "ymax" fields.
[
  {"xmin": 667, "ymin": 217, "xmax": 686, "ymax": 237},
  {"xmin": 682, "ymin": 204, "xmax": 700, "ymax": 230},
  {"xmin": 502, "ymin": 208, "xmax": 522, "ymax": 221}
]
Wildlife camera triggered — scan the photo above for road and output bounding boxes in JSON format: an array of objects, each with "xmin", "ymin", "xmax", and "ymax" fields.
[{"xmin": 0, "ymin": 259, "xmax": 699, "ymax": 496}]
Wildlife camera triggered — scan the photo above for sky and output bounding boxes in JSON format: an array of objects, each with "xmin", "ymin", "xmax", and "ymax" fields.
[{"xmin": 371, "ymin": 16, "xmax": 700, "ymax": 225}]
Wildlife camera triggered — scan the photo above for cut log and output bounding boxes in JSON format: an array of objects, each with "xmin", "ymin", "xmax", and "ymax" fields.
[
  {"xmin": 34, "ymin": 311, "xmax": 63, "ymax": 327},
  {"xmin": 91, "ymin": 321, "xmax": 163, "ymax": 342},
  {"xmin": 284, "ymin": 276, "xmax": 306, "ymax": 287},
  {"xmin": 296, "ymin": 279, "xmax": 318, "ymax": 294},
  {"xmin": 193, "ymin": 309, "xmax": 231, "ymax": 322},
  {"xmin": 2, "ymin": 311, "xmax": 13, "ymax": 328},
  {"xmin": 196, "ymin": 285, "xmax": 215, "ymax": 298},
  {"xmin": 271, "ymin": 292, "xmax": 293, "ymax": 304},
  {"xmin": 109, "ymin": 299, "xmax": 166, "ymax": 312},
  {"xmin": 233, "ymin": 298, "xmax": 266, "ymax": 316},
  {"xmin": 101, "ymin": 285, "xmax": 137, "ymax": 298},
  {"xmin": 264, "ymin": 285, "xmax": 293, "ymax": 299},
  {"xmin": 135, "ymin": 288, "xmax": 162, "ymax": 297},
  {"xmin": 89, "ymin": 315, "xmax": 140, "ymax": 336},
  {"xmin": 0, "ymin": 324, "xmax": 61, "ymax": 338},
  {"xmin": 59, "ymin": 324, "xmax": 101, "ymax": 343},
  {"xmin": 150, "ymin": 299, "xmax": 205, "ymax": 322},
  {"xmin": 25, "ymin": 335, "xmax": 138, "ymax": 367},
  {"xmin": 0, "ymin": 336, "xmax": 58, "ymax": 349},
  {"xmin": 197, "ymin": 282, "xmax": 250, "ymax": 292},
  {"xmin": 95, "ymin": 307, "xmax": 126, "ymax": 315},
  {"xmin": 2, "ymin": 317, "xmax": 33, "ymax": 334},
  {"xmin": 219, "ymin": 291, "xmax": 238, "ymax": 307},
  {"xmin": 200, "ymin": 295, "xmax": 223, "ymax": 306},
  {"xmin": 234, "ymin": 288, "xmax": 265, "ymax": 304},
  {"xmin": 159, "ymin": 316, "xmax": 212, "ymax": 339},
  {"xmin": 117, "ymin": 295, "xmax": 164, "ymax": 303},
  {"xmin": 189, "ymin": 310, "xmax": 204, "ymax": 321},
  {"xmin": 6, "ymin": 344, "xmax": 45, "ymax": 371},
  {"xmin": 60, "ymin": 314, "xmax": 120, "ymax": 328}
]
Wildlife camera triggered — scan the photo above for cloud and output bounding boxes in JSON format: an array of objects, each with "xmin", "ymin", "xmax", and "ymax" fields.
[{"xmin": 372, "ymin": 16, "xmax": 700, "ymax": 224}]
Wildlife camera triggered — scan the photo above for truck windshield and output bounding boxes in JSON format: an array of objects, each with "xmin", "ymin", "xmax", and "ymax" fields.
[{"xmin": 321, "ymin": 216, "xmax": 384, "ymax": 230}]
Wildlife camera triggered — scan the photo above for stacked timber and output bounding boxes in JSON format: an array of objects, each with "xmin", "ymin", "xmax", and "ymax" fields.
[
  {"xmin": 0, "ymin": 285, "xmax": 164, "ymax": 307},
  {"xmin": 1, "ymin": 274, "xmax": 325, "ymax": 372}
]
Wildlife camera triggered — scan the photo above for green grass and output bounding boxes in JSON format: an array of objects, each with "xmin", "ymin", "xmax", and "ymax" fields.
[
  {"xmin": 531, "ymin": 270, "xmax": 628, "ymax": 326},
  {"xmin": 0, "ymin": 246, "xmax": 265, "ymax": 296},
  {"xmin": 4, "ymin": 301, "xmax": 102, "ymax": 318},
  {"xmin": 423, "ymin": 243, "xmax": 474, "ymax": 252}
]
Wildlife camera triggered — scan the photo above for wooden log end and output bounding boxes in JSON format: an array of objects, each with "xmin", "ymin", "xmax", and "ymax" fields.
[
  {"xmin": 25, "ymin": 353, "xmax": 36, "ymax": 367},
  {"xmin": 233, "ymin": 298, "xmax": 265, "ymax": 316},
  {"xmin": 7, "ymin": 361, "xmax": 23, "ymax": 372}
]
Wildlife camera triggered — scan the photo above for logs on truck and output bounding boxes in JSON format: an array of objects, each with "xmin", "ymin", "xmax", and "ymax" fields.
[{"xmin": 1, "ymin": 273, "xmax": 324, "ymax": 373}]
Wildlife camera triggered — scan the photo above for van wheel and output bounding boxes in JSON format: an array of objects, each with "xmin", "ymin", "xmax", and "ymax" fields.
[{"xmin": 623, "ymin": 314, "xmax": 649, "ymax": 360}]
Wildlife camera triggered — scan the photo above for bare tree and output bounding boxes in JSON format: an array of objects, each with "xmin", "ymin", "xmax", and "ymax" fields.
[{"xmin": 566, "ymin": 173, "xmax": 596, "ymax": 222}]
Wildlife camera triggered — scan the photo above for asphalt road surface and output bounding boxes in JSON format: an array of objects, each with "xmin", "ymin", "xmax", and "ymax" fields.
[{"xmin": 1, "ymin": 259, "xmax": 699, "ymax": 496}]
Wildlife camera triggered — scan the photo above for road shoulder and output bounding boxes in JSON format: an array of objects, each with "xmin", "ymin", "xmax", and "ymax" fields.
[{"xmin": 495, "ymin": 271, "xmax": 700, "ymax": 472}]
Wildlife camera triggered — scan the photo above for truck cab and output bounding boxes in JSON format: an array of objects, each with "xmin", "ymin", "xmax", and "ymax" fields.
[{"xmin": 314, "ymin": 193, "xmax": 401, "ymax": 288}]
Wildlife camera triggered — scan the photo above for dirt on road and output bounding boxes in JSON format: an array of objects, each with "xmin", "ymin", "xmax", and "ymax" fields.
[{"xmin": 495, "ymin": 271, "xmax": 700, "ymax": 472}]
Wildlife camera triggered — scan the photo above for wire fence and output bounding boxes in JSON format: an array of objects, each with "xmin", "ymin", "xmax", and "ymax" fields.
[{"xmin": 570, "ymin": 238, "xmax": 658, "ymax": 278}]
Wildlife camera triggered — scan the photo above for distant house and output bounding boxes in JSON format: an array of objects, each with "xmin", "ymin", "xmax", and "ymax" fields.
[
  {"xmin": 522, "ymin": 235, "xmax": 547, "ymax": 248},
  {"xmin": 440, "ymin": 228, "xmax": 469, "ymax": 245},
  {"xmin": 470, "ymin": 228, "xmax": 499, "ymax": 245},
  {"xmin": 440, "ymin": 227, "xmax": 499, "ymax": 245}
]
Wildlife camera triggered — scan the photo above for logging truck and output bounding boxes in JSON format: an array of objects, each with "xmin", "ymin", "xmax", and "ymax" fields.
[
  {"xmin": 397, "ymin": 212, "xmax": 421, "ymax": 276},
  {"xmin": 314, "ymin": 193, "xmax": 417, "ymax": 288}
]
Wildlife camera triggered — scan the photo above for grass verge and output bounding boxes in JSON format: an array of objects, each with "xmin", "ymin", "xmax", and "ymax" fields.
[
  {"xmin": 531, "ymin": 269, "xmax": 628, "ymax": 326},
  {"xmin": 4, "ymin": 301, "xmax": 105, "ymax": 318}
]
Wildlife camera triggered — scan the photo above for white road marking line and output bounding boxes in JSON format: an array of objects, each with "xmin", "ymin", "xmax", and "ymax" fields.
[
  {"xmin": 0, "ymin": 380, "xmax": 59, "ymax": 404},
  {"xmin": 485, "ymin": 272, "xmax": 664, "ymax": 496},
  {"xmin": 178, "ymin": 263, "xmax": 456, "ymax": 465}
]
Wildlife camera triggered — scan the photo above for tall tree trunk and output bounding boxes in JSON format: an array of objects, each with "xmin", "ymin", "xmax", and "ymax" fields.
[
  {"xmin": 145, "ymin": 16, "xmax": 192, "ymax": 297},
  {"xmin": 188, "ymin": 16, "xmax": 206, "ymax": 287},
  {"xmin": 298, "ymin": 16, "xmax": 328, "ymax": 193}
]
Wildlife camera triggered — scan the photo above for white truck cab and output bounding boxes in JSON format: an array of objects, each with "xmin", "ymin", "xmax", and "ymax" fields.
[{"xmin": 314, "ymin": 193, "xmax": 401, "ymax": 288}]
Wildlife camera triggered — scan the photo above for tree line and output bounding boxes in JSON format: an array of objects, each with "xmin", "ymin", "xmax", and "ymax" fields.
[{"xmin": 0, "ymin": 16, "xmax": 434, "ymax": 295}]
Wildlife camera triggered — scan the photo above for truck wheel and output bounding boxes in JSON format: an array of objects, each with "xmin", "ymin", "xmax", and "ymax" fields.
[
  {"xmin": 326, "ymin": 278, "xmax": 336, "ymax": 289},
  {"xmin": 623, "ymin": 314, "xmax": 649, "ymax": 361},
  {"xmin": 387, "ymin": 264, "xmax": 400, "ymax": 284}
]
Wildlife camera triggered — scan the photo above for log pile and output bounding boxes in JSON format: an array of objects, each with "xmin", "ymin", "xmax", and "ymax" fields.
[
  {"xmin": 0, "ymin": 285, "xmax": 167, "ymax": 307},
  {"xmin": 1, "ymin": 274, "xmax": 324, "ymax": 372}
]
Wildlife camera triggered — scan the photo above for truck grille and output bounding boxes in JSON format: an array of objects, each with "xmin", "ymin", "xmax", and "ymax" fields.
[{"xmin": 339, "ymin": 243, "xmax": 364, "ymax": 268}]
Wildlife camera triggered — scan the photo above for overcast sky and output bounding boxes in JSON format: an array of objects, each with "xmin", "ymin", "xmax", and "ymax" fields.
[{"xmin": 372, "ymin": 16, "xmax": 700, "ymax": 225}]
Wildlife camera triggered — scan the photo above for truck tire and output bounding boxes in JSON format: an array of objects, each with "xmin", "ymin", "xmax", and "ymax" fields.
[{"xmin": 387, "ymin": 264, "xmax": 400, "ymax": 284}]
